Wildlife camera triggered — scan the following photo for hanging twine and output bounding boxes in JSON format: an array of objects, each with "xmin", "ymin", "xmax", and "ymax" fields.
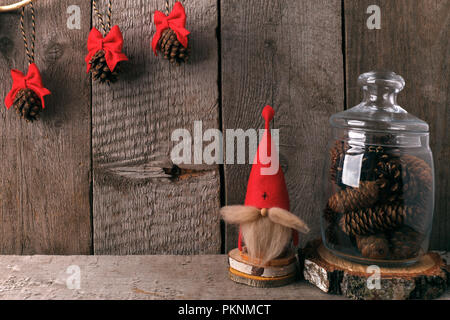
[
  {"xmin": 20, "ymin": 0, "xmax": 35, "ymax": 65},
  {"xmin": 93, "ymin": 0, "xmax": 112, "ymax": 34},
  {"xmin": 165, "ymin": 0, "xmax": 170, "ymax": 15}
]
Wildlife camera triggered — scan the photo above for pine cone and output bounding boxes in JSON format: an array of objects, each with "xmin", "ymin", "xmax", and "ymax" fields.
[
  {"xmin": 323, "ymin": 204, "xmax": 337, "ymax": 223},
  {"xmin": 374, "ymin": 133, "xmax": 397, "ymax": 146},
  {"xmin": 400, "ymin": 155, "xmax": 433, "ymax": 201},
  {"xmin": 327, "ymin": 181, "xmax": 379, "ymax": 214},
  {"xmin": 89, "ymin": 50, "xmax": 121, "ymax": 84},
  {"xmin": 361, "ymin": 145, "xmax": 386, "ymax": 181},
  {"xmin": 13, "ymin": 88, "xmax": 42, "ymax": 122},
  {"xmin": 404, "ymin": 200, "xmax": 431, "ymax": 235},
  {"xmin": 374, "ymin": 153, "xmax": 403, "ymax": 202},
  {"xmin": 329, "ymin": 141, "xmax": 347, "ymax": 184},
  {"xmin": 356, "ymin": 234, "xmax": 389, "ymax": 259},
  {"xmin": 340, "ymin": 203, "xmax": 410, "ymax": 236},
  {"xmin": 158, "ymin": 28, "xmax": 189, "ymax": 65},
  {"xmin": 389, "ymin": 226, "xmax": 423, "ymax": 260}
]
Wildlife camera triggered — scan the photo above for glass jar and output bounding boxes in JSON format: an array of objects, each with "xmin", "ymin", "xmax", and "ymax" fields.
[{"xmin": 321, "ymin": 71, "xmax": 434, "ymax": 266}]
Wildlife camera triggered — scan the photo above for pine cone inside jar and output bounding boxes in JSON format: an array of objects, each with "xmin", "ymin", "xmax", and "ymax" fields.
[
  {"xmin": 158, "ymin": 28, "xmax": 189, "ymax": 65},
  {"xmin": 360, "ymin": 145, "xmax": 386, "ymax": 181},
  {"xmin": 374, "ymin": 133, "xmax": 397, "ymax": 146},
  {"xmin": 13, "ymin": 88, "xmax": 42, "ymax": 122},
  {"xmin": 323, "ymin": 204, "xmax": 335, "ymax": 223},
  {"xmin": 327, "ymin": 181, "xmax": 379, "ymax": 214},
  {"xmin": 374, "ymin": 153, "xmax": 404, "ymax": 202},
  {"xmin": 340, "ymin": 203, "xmax": 411, "ymax": 236},
  {"xmin": 89, "ymin": 50, "xmax": 121, "ymax": 84},
  {"xmin": 356, "ymin": 234, "xmax": 389, "ymax": 259},
  {"xmin": 404, "ymin": 201, "xmax": 432, "ymax": 235},
  {"xmin": 329, "ymin": 141, "xmax": 347, "ymax": 185},
  {"xmin": 400, "ymin": 155, "xmax": 433, "ymax": 201},
  {"xmin": 389, "ymin": 226, "xmax": 423, "ymax": 260}
]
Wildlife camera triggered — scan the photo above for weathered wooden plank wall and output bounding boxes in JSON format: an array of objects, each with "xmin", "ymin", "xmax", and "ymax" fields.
[
  {"xmin": 221, "ymin": 0, "xmax": 344, "ymax": 250},
  {"xmin": 344, "ymin": 0, "xmax": 450, "ymax": 250},
  {"xmin": 92, "ymin": 0, "xmax": 221, "ymax": 254},
  {"xmin": 0, "ymin": 0, "xmax": 448, "ymax": 254},
  {"xmin": 0, "ymin": 0, "xmax": 91, "ymax": 254}
]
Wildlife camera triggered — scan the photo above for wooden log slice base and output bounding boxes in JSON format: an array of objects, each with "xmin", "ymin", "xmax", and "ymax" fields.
[
  {"xmin": 300, "ymin": 240, "xmax": 448, "ymax": 300},
  {"xmin": 227, "ymin": 247, "xmax": 298, "ymax": 288}
]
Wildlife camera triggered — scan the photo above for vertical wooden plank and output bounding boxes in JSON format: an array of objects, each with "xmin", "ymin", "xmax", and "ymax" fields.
[
  {"xmin": 0, "ymin": 1, "xmax": 92, "ymax": 253},
  {"xmin": 221, "ymin": 0, "xmax": 344, "ymax": 250},
  {"xmin": 92, "ymin": 0, "xmax": 221, "ymax": 254},
  {"xmin": 345, "ymin": 0, "xmax": 450, "ymax": 250}
]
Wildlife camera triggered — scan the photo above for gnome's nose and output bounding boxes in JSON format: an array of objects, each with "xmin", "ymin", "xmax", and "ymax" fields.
[{"xmin": 260, "ymin": 208, "xmax": 268, "ymax": 217}]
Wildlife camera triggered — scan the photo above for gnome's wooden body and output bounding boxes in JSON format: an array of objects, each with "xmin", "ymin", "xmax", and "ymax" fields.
[{"xmin": 221, "ymin": 106, "xmax": 309, "ymax": 287}]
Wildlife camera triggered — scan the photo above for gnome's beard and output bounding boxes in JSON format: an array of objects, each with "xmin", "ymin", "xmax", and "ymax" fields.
[
  {"xmin": 240, "ymin": 218, "xmax": 292, "ymax": 264},
  {"xmin": 221, "ymin": 205, "xmax": 310, "ymax": 265}
]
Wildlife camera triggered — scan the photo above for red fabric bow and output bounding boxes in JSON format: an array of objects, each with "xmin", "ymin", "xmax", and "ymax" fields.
[
  {"xmin": 85, "ymin": 25, "xmax": 128, "ymax": 73},
  {"xmin": 4, "ymin": 63, "xmax": 51, "ymax": 109},
  {"xmin": 152, "ymin": 1, "xmax": 190, "ymax": 55}
]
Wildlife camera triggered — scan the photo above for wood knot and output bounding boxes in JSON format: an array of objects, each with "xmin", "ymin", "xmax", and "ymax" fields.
[
  {"xmin": 163, "ymin": 164, "xmax": 212, "ymax": 181},
  {"xmin": 264, "ymin": 39, "xmax": 276, "ymax": 52},
  {"xmin": 44, "ymin": 40, "xmax": 64, "ymax": 64},
  {"xmin": 163, "ymin": 165, "xmax": 181, "ymax": 179}
]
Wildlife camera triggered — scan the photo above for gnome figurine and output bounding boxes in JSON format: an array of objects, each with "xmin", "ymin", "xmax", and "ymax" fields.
[{"xmin": 221, "ymin": 105, "xmax": 309, "ymax": 287}]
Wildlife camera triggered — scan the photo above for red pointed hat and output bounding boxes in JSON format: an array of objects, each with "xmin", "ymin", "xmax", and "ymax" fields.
[{"xmin": 244, "ymin": 105, "xmax": 289, "ymax": 211}]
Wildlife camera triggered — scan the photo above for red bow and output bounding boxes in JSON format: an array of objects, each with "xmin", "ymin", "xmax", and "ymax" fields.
[
  {"xmin": 85, "ymin": 25, "xmax": 128, "ymax": 73},
  {"xmin": 152, "ymin": 1, "xmax": 190, "ymax": 55},
  {"xmin": 4, "ymin": 63, "xmax": 51, "ymax": 109}
]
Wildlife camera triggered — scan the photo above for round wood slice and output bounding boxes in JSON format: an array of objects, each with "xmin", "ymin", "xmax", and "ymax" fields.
[
  {"xmin": 301, "ymin": 240, "xmax": 448, "ymax": 300},
  {"xmin": 228, "ymin": 247, "xmax": 298, "ymax": 288}
]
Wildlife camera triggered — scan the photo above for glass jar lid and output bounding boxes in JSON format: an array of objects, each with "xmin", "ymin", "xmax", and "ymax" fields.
[{"xmin": 330, "ymin": 71, "xmax": 429, "ymax": 136}]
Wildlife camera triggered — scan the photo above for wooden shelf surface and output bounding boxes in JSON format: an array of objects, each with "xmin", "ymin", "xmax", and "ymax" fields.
[{"xmin": 0, "ymin": 254, "xmax": 448, "ymax": 300}]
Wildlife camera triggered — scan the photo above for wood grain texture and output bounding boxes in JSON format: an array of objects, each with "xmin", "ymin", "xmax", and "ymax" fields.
[
  {"xmin": 344, "ymin": 0, "xmax": 450, "ymax": 250},
  {"xmin": 0, "ymin": 0, "xmax": 91, "ymax": 253},
  {"xmin": 0, "ymin": 254, "xmax": 348, "ymax": 299},
  {"xmin": 221, "ymin": 0, "xmax": 344, "ymax": 251},
  {"xmin": 92, "ymin": 0, "xmax": 221, "ymax": 254},
  {"xmin": 0, "ymin": 0, "xmax": 447, "ymax": 256},
  {"xmin": 0, "ymin": 254, "xmax": 447, "ymax": 300}
]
